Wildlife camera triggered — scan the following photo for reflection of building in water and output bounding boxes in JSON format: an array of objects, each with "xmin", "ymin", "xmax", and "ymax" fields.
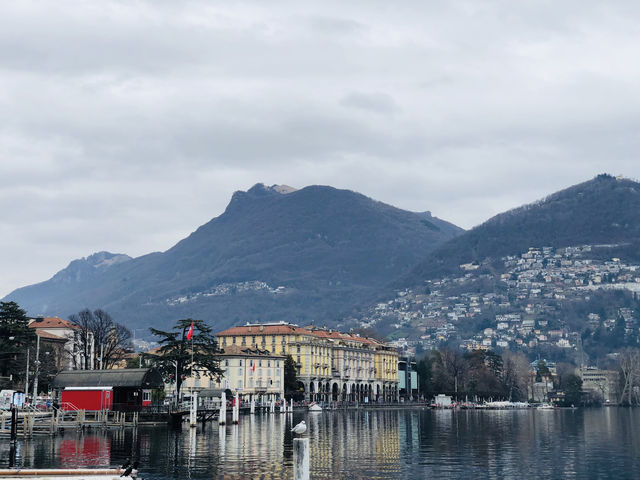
[
  {"xmin": 57, "ymin": 432, "xmax": 111, "ymax": 467},
  {"xmin": 216, "ymin": 322, "xmax": 399, "ymax": 402},
  {"xmin": 307, "ymin": 410, "xmax": 401, "ymax": 476}
]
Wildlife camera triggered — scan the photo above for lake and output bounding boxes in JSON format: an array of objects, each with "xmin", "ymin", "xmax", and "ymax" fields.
[{"xmin": 2, "ymin": 408, "xmax": 639, "ymax": 479}]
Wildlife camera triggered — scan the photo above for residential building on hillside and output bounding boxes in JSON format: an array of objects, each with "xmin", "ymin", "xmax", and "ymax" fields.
[{"xmin": 215, "ymin": 322, "xmax": 399, "ymax": 402}]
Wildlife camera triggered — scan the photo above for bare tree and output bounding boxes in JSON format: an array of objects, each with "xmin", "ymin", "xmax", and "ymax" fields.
[
  {"xmin": 503, "ymin": 351, "xmax": 531, "ymax": 401},
  {"xmin": 68, "ymin": 309, "xmax": 132, "ymax": 370},
  {"xmin": 68, "ymin": 309, "xmax": 94, "ymax": 370},
  {"xmin": 440, "ymin": 349, "xmax": 466, "ymax": 399},
  {"xmin": 92, "ymin": 310, "xmax": 132, "ymax": 369},
  {"xmin": 619, "ymin": 348, "xmax": 640, "ymax": 406}
]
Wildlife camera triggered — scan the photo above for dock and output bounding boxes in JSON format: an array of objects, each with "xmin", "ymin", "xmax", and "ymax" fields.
[{"xmin": 0, "ymin": 407, "xmax": 139, "ymax": 437}]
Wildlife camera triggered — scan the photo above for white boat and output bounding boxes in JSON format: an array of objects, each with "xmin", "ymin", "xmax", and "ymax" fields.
[
  {"xmin": 308, "ymin": 402, "xmax": 322, "ymax": 412},
  {"xmin": 0, "ymin": 468, "xmax": 128, "ymax": 479},
  {"xmin": 536, "ymin": 403, "xmax": 555, "ymax": 410}
]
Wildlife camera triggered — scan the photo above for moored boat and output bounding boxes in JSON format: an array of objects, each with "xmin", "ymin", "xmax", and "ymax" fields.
[{"xmin": 308, "ymin": 402, "xmax": 322, "ymax": 412}]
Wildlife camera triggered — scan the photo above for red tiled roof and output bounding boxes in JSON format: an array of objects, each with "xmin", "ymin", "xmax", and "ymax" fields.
[
  {"xmin": 216, "ymin": 324, "xmax": 314, "ymax": 336},
  {"xmin": 34, "ymin": 329, "xmax": 67, "ymax": 342},
  {"xmin": 216, "ymin": 323, "xmax": 384, "ymax": 347},
  {"xmin": 28, "ymin": 316, "xmax": 80, "ymax": 330}
]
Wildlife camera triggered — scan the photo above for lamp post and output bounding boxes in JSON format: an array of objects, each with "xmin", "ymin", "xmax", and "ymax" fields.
[{"xmin": 32, "ymin": 334, "xmax": 41, "ymax": 403}]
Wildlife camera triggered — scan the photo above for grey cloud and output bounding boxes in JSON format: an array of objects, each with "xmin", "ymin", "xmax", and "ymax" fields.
[
  {"xmin": 340, "ymin": 92, "xmax": 398, "ymax": 115},
  {"xmin": 1, "ymin": 0, "xmax": 640, "ymax": 296}
]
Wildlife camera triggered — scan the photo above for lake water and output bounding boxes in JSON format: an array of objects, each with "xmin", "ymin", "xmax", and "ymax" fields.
[{"xmin": 2, "ymin": 408, "xmax": 639, "ymax": 479}]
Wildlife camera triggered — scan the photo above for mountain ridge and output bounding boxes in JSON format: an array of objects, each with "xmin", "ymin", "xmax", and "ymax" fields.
[{"xmin": 5, "ymin": 183, "xmax": 462, "ymax": 334}]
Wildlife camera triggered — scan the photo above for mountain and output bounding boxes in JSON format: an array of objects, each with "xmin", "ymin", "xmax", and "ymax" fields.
[
  {"xmin": 406, "ymin": 174, "xmax": 640, "ymax": 284},
  {"xmin": 4, "ymin": 184, "xmax": 463, "ymax": 335}
]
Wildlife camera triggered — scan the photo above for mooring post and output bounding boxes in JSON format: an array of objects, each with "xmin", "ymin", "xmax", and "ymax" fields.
[
  {"xmin": 232, "ymin": 393, "xmax": 239, "ymax": 424},
  {"xmin": 219, "ymin": 392, "xmax": 226, "ymax": 425},
  {"xmin": 280, "ymin": 398, "xmax": 286, "ymax": 414},
  {"xmin": 190, "ymin": 391, "xmax": 198, "ymax": 428},
  {"xmin": 13, "ymin": 410, "xmax": 20, "ymax": 438},
  {"xmin": 250, "ymin": 395, "xmax": 255, "ymax": 415},
  {"xmin": 270, "ymin": 398, "xmax": 275, "ymax": 414},
  {"xmin": 288, "ymin": 398, "xmax": 294, "ymax": 413},
  {"xmin": 293, "ymin": 438, "xmax": 310, "ymax": 480}
]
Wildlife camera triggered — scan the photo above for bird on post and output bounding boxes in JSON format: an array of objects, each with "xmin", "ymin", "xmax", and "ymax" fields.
[
  {"xmin": 120, "ymin": 459, "xmax": 131, "ymax": 471},
  {"xmin": 291, "ymin": 420, "xmax": 307, "ymax": 436}
]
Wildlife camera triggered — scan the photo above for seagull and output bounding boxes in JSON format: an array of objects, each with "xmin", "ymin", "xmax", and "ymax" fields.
[
  {"xmin": 120, "ymin": 458, "xmax": 131, "ymax": 470},
  {"xmin": 291, "ymin": 420, "xmax": 307, "ymax": 435}
]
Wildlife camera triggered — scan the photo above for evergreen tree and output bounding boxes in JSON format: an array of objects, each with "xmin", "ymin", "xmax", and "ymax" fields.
[
  {"xmin": 149, "ymin": 319, "xmax": 222, "ymax": 399},
  {"xmin": 283, "ymin": 355, "xmax": 301, "ymax": 399},
  {"xmin": 0, "ymin": 301, "xmax": 35, "ymax": 388}
]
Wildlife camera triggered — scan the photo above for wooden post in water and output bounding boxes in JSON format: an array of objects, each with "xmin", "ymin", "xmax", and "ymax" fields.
[
  {"xmin": 190, "ymin": 391, "xmax": 198, "ymax": 428},
  {"xmin": 11, "ymin": 407, "xmax": 18, "ymax": 442},
  {"xmin": 293, "ymin": 438, "xmax": 310, "ymax": 480},
  {"xmin": 280, "ymin": 398, "xmax": 286, "ymax": 414},
  {"xmin": 232, "ymin": 393, "xmax": 239, "ymax": 424},
  {"xmin": 219, "ymin": 392, "xmax": 226, "ymax": 425},
  {"xmin": 270, "ymin": 398, "xmax": 275, "ymax": 414},
  {"xmin": 250, "ymin": 395, "xmax": 255, "ymax": 415},
  {"xmin": 288, "ymin": 399, "xmax": 293, "ymax": 413}
]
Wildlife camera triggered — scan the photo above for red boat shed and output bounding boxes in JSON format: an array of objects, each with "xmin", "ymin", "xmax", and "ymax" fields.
[{"xmin": 52, "ymin": 368, "xmax": 164, "ymax": 411}]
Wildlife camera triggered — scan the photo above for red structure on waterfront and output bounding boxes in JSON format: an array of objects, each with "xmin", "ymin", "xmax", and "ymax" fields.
[{"xmin": 52, "ymin": 368, "xmax": 164, "ymax": 411}]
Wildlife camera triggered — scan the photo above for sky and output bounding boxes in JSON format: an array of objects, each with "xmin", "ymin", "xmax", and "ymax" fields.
[{"xmin": 1, "ymin": 0, "xmax": 640, "ymax": 297}]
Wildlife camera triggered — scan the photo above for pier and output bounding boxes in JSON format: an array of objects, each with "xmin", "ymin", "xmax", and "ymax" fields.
[{"xmin": 0, "ymin": 407, "xmax": 139, "ymax": 438}]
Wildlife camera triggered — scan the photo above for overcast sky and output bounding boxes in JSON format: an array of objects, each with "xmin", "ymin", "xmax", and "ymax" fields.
[{"xmin": 1, "ymin": 1, "xmax": 640, "ymax": 297}]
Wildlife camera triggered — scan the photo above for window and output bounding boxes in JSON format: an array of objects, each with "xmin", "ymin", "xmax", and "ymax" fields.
[
  {"xmin": 259, "ymin": 360, "xmax": 262, "ymax": 367},
  {"xmin": 241, "ymin": 336, "xmax": 246, "ymax": 346},
  {"xmin": 239, "ymin": 360, "xmax": 243, "ymax": 367},
  {"xmin": 143, "ymin": 391, "xmax": 151, "ymax": 402},
  {"xmin": 267, "ymin": 361, "xmax": 271, "ymax": 367},
  {"xmin": 238, "ymin": 368, "xmax": 242, "ymax": 375},
  {"xmin": 232, "ymin": 337, "xmax": 236, "ymax": 345},
  {"xmin": 276, "ymin": 361, "xmax": 280, "ymax": 368},
  {"xmin": 297, "ymin": 345, "xmax": 301, "ymax": 353},
  {"xmin": 225, "ymin": 360, "xmax": 229, "ymax": 367}
]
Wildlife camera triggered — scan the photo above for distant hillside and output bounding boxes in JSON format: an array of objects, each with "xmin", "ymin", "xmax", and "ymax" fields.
[
  {"xmin": 406, "ymin": 174, "xmax": 640, "ymax": 284},
  {"xmin": 5, "ymin": 184, "xmax": 462, "ymax": 335}
]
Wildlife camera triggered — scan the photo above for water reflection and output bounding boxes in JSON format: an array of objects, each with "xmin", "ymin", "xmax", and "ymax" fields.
[{"xmin": 1, "ymin": 409, "xmax": 639, "ymax": 479}]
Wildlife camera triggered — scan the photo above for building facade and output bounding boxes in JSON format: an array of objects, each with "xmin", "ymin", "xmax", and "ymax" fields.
[
  {"xmin": 579, "ymin": 367, "xmax": 619, "ymax": 403},
  {"xmin": 215, "ymin": 322, "xmax": 399, "ymax": 402},
  {"xmin": 398, "ymin": 356, "xmax": 418, "ymax": 400},
  {"xmin": 28, "ymin": 316, "xmax": 94, "ymax": 370}
]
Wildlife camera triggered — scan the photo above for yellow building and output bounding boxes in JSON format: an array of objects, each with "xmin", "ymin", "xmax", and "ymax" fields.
[{"xmin": 215, "ymin": 322, "xmax": 398, "ymax": 402}]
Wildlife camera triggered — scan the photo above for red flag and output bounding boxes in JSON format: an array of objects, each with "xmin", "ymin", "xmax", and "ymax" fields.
[
  {"xmin": 252, "ymin": 362, "xmax": 255, "ymax": 373},
  {"xmin": 186, "ymin": 321, "xmax": 193, "ymax": 341}
]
